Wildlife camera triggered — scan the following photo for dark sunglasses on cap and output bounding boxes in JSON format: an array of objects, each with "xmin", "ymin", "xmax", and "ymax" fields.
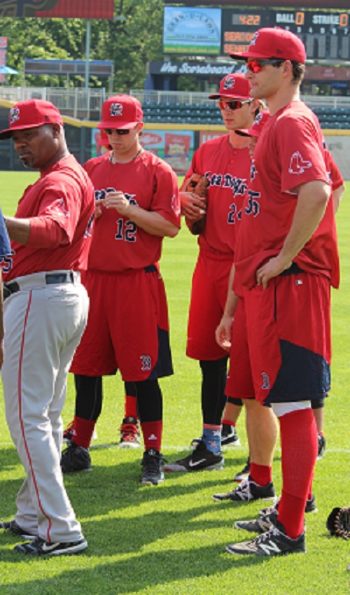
[
  {"xmin": 218, "ymin": 99, "xmax": 252, "ymax": 111},
  {"xmin": 104, "ymin": 128, "xmax": 131, "ymax": 135},
  {"xmin": 247, "ymin": 59, "xmax": 285, "ymax": 74}
]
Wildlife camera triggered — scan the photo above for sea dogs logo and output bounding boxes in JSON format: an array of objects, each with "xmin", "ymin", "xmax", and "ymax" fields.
[
  {"xmin": 110, "ymin": 103, "xmax": 123, "ymax": 117},
  {"xmin": 260, "ymin": 372, "xmax": 270, "ymax": 390},
  {"xmin": 223, "ymin": 75, "xmax": 235, "ymax": 91},
  {"xmin": 288, "ymin": 151, "xmax": 312, "ymax": 175},
  {"xmin": 249, "ymin": 31, "xmax": 259, "ymax": 49},
  {"xmin": 9, "ymin": 107, "xmax": 20, "ymax": 125}
]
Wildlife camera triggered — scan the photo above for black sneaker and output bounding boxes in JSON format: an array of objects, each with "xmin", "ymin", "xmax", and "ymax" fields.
[
  {"xmin": 226, "ymin": 523, "xmax": 305, "ymax": 556},
  {"xmin": 317, "ymin": 434, "xmax": 326, "ymax": 459},
  {"xmin": 0, "ymin": 520, "xmax": 36, "ymax": 540},
  {"xmin": 260, "ymin": 494, "xmax": 317, "ymax": 517},
  {"xmin": 234, "ymin": 508, "xmax": 278, "ymax": 534},
  {"xmin": 14, "ymin": 536, "xmax": 88, "ymax": 556},
  {"xmin": 141, "ymin": 449, "xmax": 164, "ymax": 486},
  {"xmin": 233, "ymin": 458, "xmax": 250, "ymax": 482},
  {"xmin": 163, "ymin": 440, "xmax": 224, "ymax": 472},
  {"xmin": 213, "ymin": 476, "xmax": 275, "ymax": 502},
  {"xmin": 61, "ymin": 443, "xmax": 91, "ymax": 473},
  {"xmin": 221, "ymin": 424, "xmax": 240, "ymax": 447}
]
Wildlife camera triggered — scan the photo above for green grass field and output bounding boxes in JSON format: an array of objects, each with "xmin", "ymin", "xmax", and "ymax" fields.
[{"xmin": 0, "ymin": 172, "xmax": 349, "ymax": 594}]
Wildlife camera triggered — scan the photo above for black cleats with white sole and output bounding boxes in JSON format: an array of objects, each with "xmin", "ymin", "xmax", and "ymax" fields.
[
  {"xmin": 14, "ymin": 536, "xmax": 88, "ymax": 556},
  {"xmin": 0, "ymin": 520, "xmax": 36, "ymax": 540},
  {"xmin": 164, "ymin": 440, "xmax": 224, "ymax": 473},
  {"xmin": 141, "ymin": 449, "xmax": 164, "ymax": 485},
  {"xmin": 226, "ymin": 524, "xmax": 305, "ymax": 557},
  {"xmin": 213, "ymin": 476, "xmax": 275, "ymax": 502}
]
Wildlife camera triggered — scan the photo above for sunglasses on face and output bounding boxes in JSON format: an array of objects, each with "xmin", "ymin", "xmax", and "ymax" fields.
[
  {"xmin": 218, "ymin": 99, "xmax": 251, "ymax": 111},
  {"xmin": 104, "ymin": 128, "xmax": 131, "ymax": 135},
  {"xmin": 246, "ymin": 59, "xmax": 285, "ymax": 73}
]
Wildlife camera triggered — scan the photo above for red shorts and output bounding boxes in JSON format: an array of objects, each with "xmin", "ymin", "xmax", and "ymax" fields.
[
  {"xmin": 186, "ymin": 252, "xmax": 232, "ymax": 360},
  {"xmin": 71, "ymin": 267, "xmax": 173, "ymax": 381},
  {"xmin": 226, "ymin": 271, "xmax": 331, "ymax": 405}
]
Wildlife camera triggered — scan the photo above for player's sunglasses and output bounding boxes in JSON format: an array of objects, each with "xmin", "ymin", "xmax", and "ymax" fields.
[
  {"xmin": 247, "ymin": 59, "xmax": 285, "ymax": 73},
  {"xmin": 218, "ymin": 99, "xmax": 251, "ymax": 111},
  {"xmin": 104, "ymin": 128, "xmax": 131, "ymax": 135}
]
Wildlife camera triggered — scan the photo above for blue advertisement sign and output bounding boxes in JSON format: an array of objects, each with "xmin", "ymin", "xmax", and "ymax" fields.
[{"xmin": 163, "ymin": 6, "xmax": 221, "ymax": 55}]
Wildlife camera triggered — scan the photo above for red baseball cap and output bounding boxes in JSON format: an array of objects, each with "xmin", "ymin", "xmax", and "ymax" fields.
[
  {"xmin": 237, "ymin": 111, "xmax": 270, "ymax": 138},
  {"xmin": 0, "ymin": 99, "xmax": 63, "ymax": 139},
  {"xmin": 98, "ymin": 94, "xmax": 143, "ymax": 130},
  {"xmin": 208, "ymin": 73, "xmax": 251, "ymax": 100},
  {"xmin": 231, "ymin": 27, "xmax": 306, "ymax": 64}
]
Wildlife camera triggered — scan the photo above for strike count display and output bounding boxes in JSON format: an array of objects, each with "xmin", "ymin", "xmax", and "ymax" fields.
[{"xmin": 223, "ymin": 9, "xmax": 350, "ymax": 60}]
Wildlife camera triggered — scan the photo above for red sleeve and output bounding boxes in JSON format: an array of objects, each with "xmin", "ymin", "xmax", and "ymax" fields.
[
  {"xmin": 28, "ymin": 217, "xmax": 68, "ymax": 248},
  {"xmin": 150, "ymin": 162, "xmax": 181, "ymax": 227},
  {"xmin": 32, "ymin": 181, "xmax": 83, "ymax": 243},
  {"xmin": 325, "ymin": 150, "xmax": 344, "ymax": 191},
  {"xmin": 276, "ymin": 114, "xmax": 330, "ymax": 194}
]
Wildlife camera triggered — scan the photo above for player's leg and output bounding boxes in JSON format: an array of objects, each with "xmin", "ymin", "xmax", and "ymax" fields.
[
  {"xmin": 221, "ymin": 397, "xmax": 242, "ymax": 447},
  {"xmin": 212, "ymin": 299, "xmax": 277, "ymax": 502},
  {"xmin": 2, "ymin": 282, "xmax": 87, "ymax": 545},
  {"xmin": 63, "ymin": 271, "xmax": 117, "ymax": 472},
  {"xmin": 113, "ymin": 268, "xmax": 173, "ymax": 484},
  {"xmin": 135, "ymin": 379, "xmax": 164, "ymax": 485},
  {"xmin": 228, "ymin": 274, "xmax": 330, "ymax": 556},
  {"xmin": 164, "ymin": 255, "xmax": 232, "ymax": 472},
  {"xmin": 119, "ymin": 381, "xmax": 140, "ymax": 448},
  {"xmin": 312, "ymin": 397, "xmax": 326, "ymax": 459}
]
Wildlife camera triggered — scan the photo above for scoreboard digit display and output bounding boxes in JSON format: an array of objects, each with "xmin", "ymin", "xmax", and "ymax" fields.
[{"xmin": 222, "ymin": 8, "xmax": 350, "ymax": 60}]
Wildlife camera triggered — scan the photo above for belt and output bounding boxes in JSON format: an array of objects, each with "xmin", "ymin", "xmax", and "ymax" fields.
[{"xmin": 4, "ymin": 271, "xmax": 76, "ymax": 300}]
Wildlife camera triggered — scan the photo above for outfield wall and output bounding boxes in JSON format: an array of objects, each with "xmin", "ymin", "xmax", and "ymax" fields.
[{"xmin": 0, "ymin": 103, "xmax": 349, "ymax": 178}]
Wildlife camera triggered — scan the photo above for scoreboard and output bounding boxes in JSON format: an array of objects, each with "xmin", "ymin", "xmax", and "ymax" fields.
[{"xmin": 222, "ymin": 9, "xmax": 350, "ymax": 60}]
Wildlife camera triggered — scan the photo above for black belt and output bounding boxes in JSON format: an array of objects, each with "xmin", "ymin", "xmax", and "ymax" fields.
[{"xmin": 3, "ymin": 272, "xmax": 75, "ymax": 300}]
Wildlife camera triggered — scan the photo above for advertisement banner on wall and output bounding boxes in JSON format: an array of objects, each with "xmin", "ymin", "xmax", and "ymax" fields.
[
  {"xmin": 141, "ymin": 129, "xmax": 195, "ymax": 174},
  {"xmin": 91, "ymin": 128, "xmax": 195, "ymax": 175},
  {"xmin": 163, "ymin": 6, "xmax": 221, "ymax": 55}
]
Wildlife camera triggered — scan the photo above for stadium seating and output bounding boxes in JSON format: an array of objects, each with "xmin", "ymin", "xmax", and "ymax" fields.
[{"xmin": 142, "ymin": 101, "xmax": 350, "ymax": 129}]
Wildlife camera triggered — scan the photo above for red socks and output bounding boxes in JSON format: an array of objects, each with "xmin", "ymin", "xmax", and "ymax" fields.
[
  {"xmin": 141, "ymin": 421, "xmax": 162, "ymax": 452},
  {"xmin": 124, "ymin": 394, "xmax": 138, "ymax": 419},
  {"xmin": 249, "ymin": 462, "xmax": 272, "ymax": 487},
  {"xmin": 72, "ymin": 416, "xmax": 96, "ymax": 449},
  {"xmin": 277, "ymin": 409, "xmax": 318, "ymax": 539}
]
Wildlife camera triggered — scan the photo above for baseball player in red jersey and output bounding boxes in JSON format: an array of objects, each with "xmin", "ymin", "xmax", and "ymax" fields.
[
  {"xmin": 0, "ymin": 100, "xmax": 94, "ymax": 556},
  {"xmin": 61, "ymin": 94, "xmax": 180, "ymax": 485},
  {"xmin": 164, "ymin": 74, "xmax": 277, "ymax": 475},
  {"xmin": 216, "ymin": 28, "xmax": 338, "ymax": 556}
]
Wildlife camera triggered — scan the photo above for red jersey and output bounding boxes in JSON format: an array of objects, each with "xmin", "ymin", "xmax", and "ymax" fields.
[
  {"xmin": 234, "ymin": 101, "xmax": 339, "ymax": 294},
  {"xmin": 85, "ymin": 150, "xmax": 180, "ymax": 272},
  {"xmin": 325, "ymin": 149, "xmax": 344, "ymax": 191},
  {"xmin": 184, "ymin": 135, "xmax": 251, "ymax": 258},
  {"xmin": 4, "ymin": 154, "xmax": 95, "ymax": 281}
]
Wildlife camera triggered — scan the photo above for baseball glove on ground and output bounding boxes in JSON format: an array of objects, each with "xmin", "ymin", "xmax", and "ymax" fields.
[
  {"xmin": 326, "ymin": 507, "xmax": 350, "ymax": 540},
  {"xmin": 183, "ymin": 173, "xmax": 209, "ymax": 235}
]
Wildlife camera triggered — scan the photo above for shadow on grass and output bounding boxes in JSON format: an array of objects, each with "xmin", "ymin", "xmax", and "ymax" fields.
[{"xmin": 0, "ymin": 543, "xmax": 269, "ymax": 594}]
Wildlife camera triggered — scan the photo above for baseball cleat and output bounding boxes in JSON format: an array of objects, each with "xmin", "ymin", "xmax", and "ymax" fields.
[
  {"xmin": 141, "ymin": 449, "xmax": 164, "ymax": 485},
  {"xmin": 233, "ymin": 458, "xmax": 250, "ymax": 483},
  {"xmin": 163, "ymin": 440, "xmax": 224, "ymax": 472},
  {"xmin": 14, "ymin": 536, "xmax": 88, "ymax": 556},
  {"xmin": 0, "ymin": 519, "xmax": 36, "ymax": 540},
  {"xmin": 213, "ymin": 477, "xmax": 275, "ymax": 502},
  {"xmin": 226, "ymin": 523, "xmax": 305, "ymax": 557},
  {"xmin": 234, "ymin": 508, "xmax": 278, "ymax": 534},
  {"xmin": 221, "ymin": 424, "xmax": 240, "ymax": 447},
  {"xmin": 61, "ymin": 443, "xmax": 91, "ymax": 473},
  {"xmin": 119, "ymin": 416, "xmax": 141, "ymax": 449}
]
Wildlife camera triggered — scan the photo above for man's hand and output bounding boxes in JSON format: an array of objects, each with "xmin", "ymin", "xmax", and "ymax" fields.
[
  {"xmin": 180, "ymin": 192, "xmax": 207, "ymax": 222},
  {"xmin": 215, "ymin": 314, "xmax": 233, "ymax": 351},
  {"xmin": 256, "ymin": 255, "xmax": 292, "ymax": 289},
  {"xmin": 101, "ymin": 191, "xmax": 131, "ymax": 216}
]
